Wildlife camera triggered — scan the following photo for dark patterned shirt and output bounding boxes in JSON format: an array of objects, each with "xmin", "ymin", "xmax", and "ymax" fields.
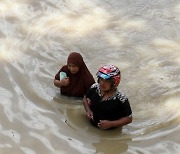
[{"xmin": 85, "ymin": 83, "xmax": 132, "ymax": 126}]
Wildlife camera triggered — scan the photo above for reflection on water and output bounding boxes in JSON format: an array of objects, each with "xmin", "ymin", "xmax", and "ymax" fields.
[{"xmin": 0, "ymin": 0, "xmax": 180, "ymax": 153}]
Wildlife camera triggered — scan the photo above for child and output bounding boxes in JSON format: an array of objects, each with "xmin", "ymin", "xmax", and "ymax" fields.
[
  {"xmin": 83, "ymin": 65, "xmax": 132, "ymax": 129},
  {"xmin": 54, "ymin": 52, "xmax": 95, "ymax": 97}
]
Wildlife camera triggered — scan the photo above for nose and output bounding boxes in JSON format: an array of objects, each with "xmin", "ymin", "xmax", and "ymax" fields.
[{"xmin": 69, "ymin": 66, "xmax": 75, "ymax": 71}]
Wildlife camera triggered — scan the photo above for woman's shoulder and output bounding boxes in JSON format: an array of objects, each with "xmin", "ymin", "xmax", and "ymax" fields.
[{"xmin": 60, "ymin": 65, "xmax": 68, "ymax": 72}]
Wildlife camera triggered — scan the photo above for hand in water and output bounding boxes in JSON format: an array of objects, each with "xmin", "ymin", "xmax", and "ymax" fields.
[
  {"xmin": 98, "ymin": 120, "xmax": 113, "ymax": 129},
  {"xmin": 86, "ymin": 110, "xmax": 93, "ymax": 120}
]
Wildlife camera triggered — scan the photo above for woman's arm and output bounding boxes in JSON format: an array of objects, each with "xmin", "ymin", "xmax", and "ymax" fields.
[
  {"xmin": 54, "ymin": 78, "xmax": 69, "ymax": 88},
  {"xmin": 54, "ymin": 79, "xmax": 62, "ymax": 88}
]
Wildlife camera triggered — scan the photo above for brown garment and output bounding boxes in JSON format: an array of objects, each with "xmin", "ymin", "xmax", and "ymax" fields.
[{"xmin": 55, "ymin": 52, "xmax": 95, "ymax": 97}]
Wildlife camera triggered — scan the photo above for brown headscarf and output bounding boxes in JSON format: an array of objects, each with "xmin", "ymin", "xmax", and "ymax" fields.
[{"xmin": 55, "ymin": 52, "xmax": 95, "ymax": 97}]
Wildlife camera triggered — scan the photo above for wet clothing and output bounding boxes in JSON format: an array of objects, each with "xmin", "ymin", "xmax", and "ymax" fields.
[
  {"xmin": 55, "ymin": 52, "xmax": 95, "ymax": 97},
  {"xmin": 85, "ymin": 83, "xmax": 132, "ymax": 127}
]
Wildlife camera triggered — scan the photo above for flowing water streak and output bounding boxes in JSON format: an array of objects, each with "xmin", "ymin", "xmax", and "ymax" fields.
[{"xmin": 0, "ymin": 0, "xmax": 180, "ymax": 154}]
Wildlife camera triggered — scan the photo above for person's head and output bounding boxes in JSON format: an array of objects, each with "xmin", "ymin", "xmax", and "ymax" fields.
[
  {"xmin": 96, "ymin": 65, "xmax": 121, "ymax": 92},
  {"xmin": 67, "ymin": 52, "xmax": 84, "ymax": 74}
]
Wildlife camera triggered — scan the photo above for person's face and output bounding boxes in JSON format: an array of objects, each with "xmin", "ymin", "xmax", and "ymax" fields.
[
  {"xmin": 68, "ymin": 63, "xmax": 79, "ymax": 74},
  {"xmin": 99, "ymin": 78, "xmax": 112, "ymax": 92}
]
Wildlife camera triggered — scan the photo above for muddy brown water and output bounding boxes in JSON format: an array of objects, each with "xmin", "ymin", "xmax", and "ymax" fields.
[{"xmin": 0, "ymin": 0, "xmax": 179, "ymax": 153}]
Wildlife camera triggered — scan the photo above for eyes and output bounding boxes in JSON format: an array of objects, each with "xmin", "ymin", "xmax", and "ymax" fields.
[
  {"xmin": 68, "ymin": 63, "xmax": 79, "ymax": 74},
  {"xmin": 68, "ymin": 63, "xmax": 77, "ymax": 68}
]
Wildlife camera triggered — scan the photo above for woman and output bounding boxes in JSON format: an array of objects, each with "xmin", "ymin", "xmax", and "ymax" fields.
[{"xmin": 54, "ymin": 52, "xmax": 95, "ymax": 97}]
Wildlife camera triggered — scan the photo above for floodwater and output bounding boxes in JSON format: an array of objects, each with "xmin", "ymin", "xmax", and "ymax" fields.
[{"xmin": 0, "ymin": 0, "xmax": 180, "ymax": 153}]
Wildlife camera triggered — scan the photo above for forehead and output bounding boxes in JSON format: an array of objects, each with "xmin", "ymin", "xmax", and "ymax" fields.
[
  {"xmin": 99, "ymin": 77, "xmax": 112, "ymax": 83},
  {"xmin": 68, "ymin": 63, "xmax": 78, "ymax": 67}
]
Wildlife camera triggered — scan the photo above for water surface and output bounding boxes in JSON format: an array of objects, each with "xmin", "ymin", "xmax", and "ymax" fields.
[{"xmin": 0, "ymin": 0, "xmax": 180, "ymax": 154}]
